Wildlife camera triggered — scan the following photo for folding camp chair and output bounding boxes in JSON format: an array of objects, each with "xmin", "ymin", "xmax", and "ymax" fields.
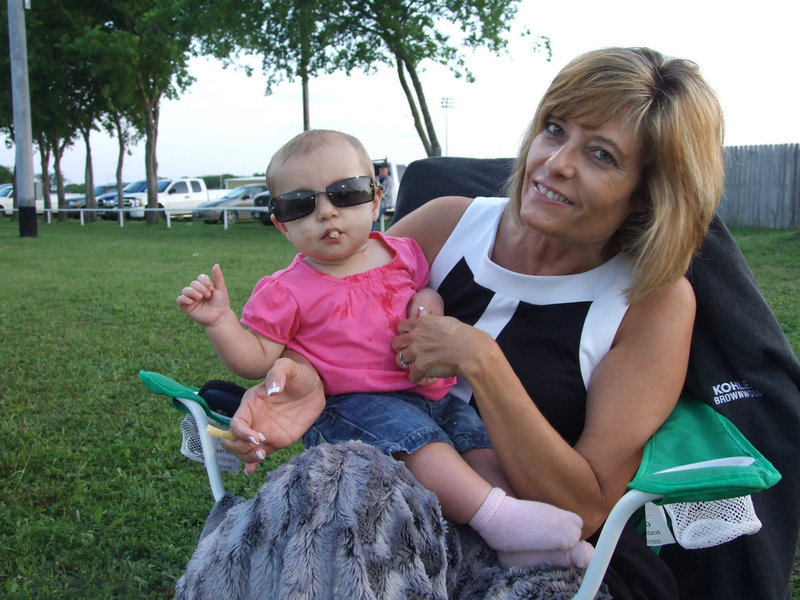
[{"xmin": 140, "ymin": 369, "xmax": 779, "ymax": 600}]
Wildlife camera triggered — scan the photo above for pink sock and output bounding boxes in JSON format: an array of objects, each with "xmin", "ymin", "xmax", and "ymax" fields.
[
  {"xmin": 468, "ymin": 487, "xmax": 582, "ymax": 552},
  {"xmin": 498, "ymin": 540, "xmax": 595, "ymax": 569}
]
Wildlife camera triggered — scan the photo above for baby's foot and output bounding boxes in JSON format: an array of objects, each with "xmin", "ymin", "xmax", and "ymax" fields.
[
  {"xmin": 468, "ymin": 488, "xmax": 582, "ymax": 552},
  {"xmin": 498, "ymin": 540, "xmax": 595, "ymax": 569}
]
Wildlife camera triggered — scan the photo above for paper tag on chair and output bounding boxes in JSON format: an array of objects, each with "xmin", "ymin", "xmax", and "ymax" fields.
[
  {"xmin": 212, "ymin": 439, "xmax": 242, "ymax": 473},
  {"xmin": 645, "ymin": 502, "xmax": 676, "ymax": 547}
]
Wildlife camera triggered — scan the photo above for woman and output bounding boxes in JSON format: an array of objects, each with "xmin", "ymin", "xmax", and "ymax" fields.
[{"xmin": 221, "ymin": 47, "xmax": 724, "ymax": 599}]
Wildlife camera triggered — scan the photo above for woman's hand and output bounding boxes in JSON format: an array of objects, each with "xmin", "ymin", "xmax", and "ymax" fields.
[
  {"xmin": 393, "ymin": 313, "xmax": 492, "ymax": 384},
  {"xmin": 221, "ymin": 354, "xmax": 325, "ymax": 475}
]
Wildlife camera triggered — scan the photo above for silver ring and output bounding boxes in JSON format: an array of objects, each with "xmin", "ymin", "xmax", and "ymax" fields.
[{"xmin": 399, "ymin": 349, "xmax": 411, "ymax": 370}]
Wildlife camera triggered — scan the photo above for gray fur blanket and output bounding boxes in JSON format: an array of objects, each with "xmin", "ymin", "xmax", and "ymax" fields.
[{"xmin": 176, "ymin": 441, "xmax": 609, "ymax": 599}]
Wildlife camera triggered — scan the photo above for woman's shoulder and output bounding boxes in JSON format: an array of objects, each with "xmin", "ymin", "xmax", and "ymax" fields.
[
  {"xmin": 387, "ymin": 196, "xmax": 475, "ymax": 263},
  {"xmin": 617, "ymin": 276, "xmax": 696, "ymax": 344}
]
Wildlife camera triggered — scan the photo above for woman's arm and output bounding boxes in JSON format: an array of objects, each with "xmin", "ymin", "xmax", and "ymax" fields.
[{"xmin": 396, "ymin": 277, "xmax": 696, "ymax": 537}]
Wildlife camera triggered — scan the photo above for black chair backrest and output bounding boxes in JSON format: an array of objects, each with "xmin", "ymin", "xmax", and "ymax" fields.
[{"xmin": 391, "ymin": 156, "xmax": 515, "ymax": 224}]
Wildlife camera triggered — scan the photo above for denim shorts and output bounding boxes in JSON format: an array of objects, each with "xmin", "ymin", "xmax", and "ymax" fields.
[{"xmin": 302, "ymin": 390, "xmax": 492, "ymax": 456}]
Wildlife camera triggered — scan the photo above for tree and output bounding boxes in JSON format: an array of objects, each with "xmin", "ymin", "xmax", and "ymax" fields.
[
  {"xmin": 192, "ymin": 0, "xmax": 535, "ymax": 157},
  {"xmin": 334, "ymin": 0, "xmax": 534, "ymax": 157},
  {"xmin": 191, "ymin": 0, "xmax": 343, "ymax": 130},
  {"xmin": 70, "ymin": 14, "xmax": 146, "ymax": 220},
  {"xmin": 99, "ymin": 1, "xmax": 195, "ymax": 224},
  {"xmin": 1, "ymin": 1, "xmax": 80, "ymax": 217},
  {"xmin": 1, "ymin": 1, "xmax": 197, "ymax": 224}
]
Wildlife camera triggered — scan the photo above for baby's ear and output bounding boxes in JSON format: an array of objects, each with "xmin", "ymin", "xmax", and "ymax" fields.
[{"xmin": 271, "ymin": 215, "xmax": 288, "ymax": 233}]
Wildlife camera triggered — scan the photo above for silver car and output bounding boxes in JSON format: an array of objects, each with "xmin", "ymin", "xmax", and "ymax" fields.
[{"xmin": 192, "ymin": 184, "xmax": 269, "ymax": 224}]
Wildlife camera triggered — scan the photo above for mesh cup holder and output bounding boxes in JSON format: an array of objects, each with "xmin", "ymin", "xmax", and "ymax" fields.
[
  {"xmin": 664, "ymin": 495, "xmax": 762, "ymax": 549},
  {"xmin": 179, "ymin": 413, "xmax": 241, "ymax": 473}
]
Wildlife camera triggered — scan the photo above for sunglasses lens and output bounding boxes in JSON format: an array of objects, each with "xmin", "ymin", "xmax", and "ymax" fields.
[
  {"xmin": 327, "ymin": 176, "xmax": 374, "ymax": 207},
  {"xmin": 271, "ymin": 177, "xmax": 374, "ymax": 222},
  {"xmin": 271, "ymin": 191, "xmax": 315, "ymax": 222}
]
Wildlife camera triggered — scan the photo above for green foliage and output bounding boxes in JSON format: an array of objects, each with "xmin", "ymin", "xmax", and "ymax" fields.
[
  {"xmin": 0, "ymin": 164, "xmax": 12, "ymax": 183},
  {"xmin": 201, "ymin": 174, "xmax": 236, "ymax": 190}
]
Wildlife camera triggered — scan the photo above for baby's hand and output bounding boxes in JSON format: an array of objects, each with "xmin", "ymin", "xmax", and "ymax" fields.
[
  {"xmin": 407, "ymin": 287, "xmax": 444, "ymax": 318},
  {"xmin": 176, "ymin": 263, "xmax": 231, "ymax": 327}
]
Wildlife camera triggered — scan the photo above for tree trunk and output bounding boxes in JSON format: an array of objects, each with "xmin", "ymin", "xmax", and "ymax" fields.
[
  {"xmin": 141, "ymin": 86, "xmax": 160, "ymax": 225},
  {"xmin": 302, "ymin": 74, "xmax": 310, "ymax": 131},
  {"xmin": 394, "ymin": 56, "xmax": 431, "ymax": 156},
  {"xmin": 402, "ymin": 54, "xmax": 441, "ymax": 157},
  {"xmin": 299, "ymin": 0, "xmax": 311, "ymax": 131},
  {"xmin": 38, "ymin": 137, "xmax": 52, "ymax": 214},
  {"xmin": 112, "ymin": 112, "xmax": 127, "ymax": 213},
  {"xmin": 53, "ymin": 138, "xmax": 68, "ymax": 222},
  {"xmin": 394, "ymin": 53, "xmax": 441, "ymax": 157},
  {"xmin": 83, "ymin": 127, "xmax": 96, "ymax": 222}
]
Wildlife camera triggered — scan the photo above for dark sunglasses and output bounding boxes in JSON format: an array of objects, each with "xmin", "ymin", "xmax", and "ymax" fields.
[{"xmin": 270, "ymin": 175, "xmax": 375, "ymax": 223}]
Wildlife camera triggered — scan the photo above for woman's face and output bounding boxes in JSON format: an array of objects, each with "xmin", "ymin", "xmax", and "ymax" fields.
[{"xmin": 519, "ymin": 110, "xmax": 644, "ymax": 252}]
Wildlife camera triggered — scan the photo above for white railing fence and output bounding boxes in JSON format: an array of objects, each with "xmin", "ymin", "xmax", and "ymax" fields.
[{"xmin": 9, "ymin": 206, "xmax": 255, "ymax": 230}]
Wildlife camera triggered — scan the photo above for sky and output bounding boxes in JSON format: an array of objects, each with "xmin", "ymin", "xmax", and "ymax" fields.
[{"xmin": 2, "ymin": 0, "xmax": 799, "ymax": 186}]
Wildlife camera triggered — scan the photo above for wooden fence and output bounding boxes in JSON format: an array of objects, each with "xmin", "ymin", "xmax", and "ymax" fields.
[{"xmin": 719, "ymin": 143, "xmax": 799, "ymax": 228}]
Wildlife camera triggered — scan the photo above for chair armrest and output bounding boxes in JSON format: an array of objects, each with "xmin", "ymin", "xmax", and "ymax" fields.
[
  {"xmin": 630, "ymin": 398, "xmax": 780, "ymax": 503},
  {"xmin": 573, "ymin": 398, "xmax": 780, "ymax": 599}
]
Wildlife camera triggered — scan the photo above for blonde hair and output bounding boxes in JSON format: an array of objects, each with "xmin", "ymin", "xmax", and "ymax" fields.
[
  {"xmin": 266, "ymin": 129, "xmax": 375, "ymax": 195},
  {"xmin": 507, "ymin": 47, "xmax": 725, "ymax": 303}
]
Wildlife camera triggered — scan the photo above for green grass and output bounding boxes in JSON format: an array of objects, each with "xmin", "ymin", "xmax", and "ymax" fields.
[
  {"xmin": 0, "ymin": 217, "xmax": 798, "ymax": 599},
  {"xmin": 0, "ymin": 217, "xmax": 300, "ymax": 598}
]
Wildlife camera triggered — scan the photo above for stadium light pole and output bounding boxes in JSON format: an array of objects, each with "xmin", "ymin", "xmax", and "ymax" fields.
[
  {"xmin": 440, "ymin": 97, "xmax": 455, "ymax": 156},
  {"xmin": 7, "ymin": 0, "xmax": 36, "ymax": 237}
]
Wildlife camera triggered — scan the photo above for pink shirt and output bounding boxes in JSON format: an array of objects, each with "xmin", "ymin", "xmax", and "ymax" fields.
[{"xmin": 241, "ymin": 233, "xmax": 454, "ymax": 400}]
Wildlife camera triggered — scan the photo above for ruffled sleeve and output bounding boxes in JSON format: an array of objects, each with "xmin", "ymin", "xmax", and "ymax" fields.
[{"xmin": 241, "ymin": 276, "xmax": 300, "ymax": 345}]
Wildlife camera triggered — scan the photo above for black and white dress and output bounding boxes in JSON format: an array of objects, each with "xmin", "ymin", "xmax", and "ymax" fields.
[
  {"xmin": 430, "ymin": 196, "xmax": 632, "ymax": 443},
  {"xmin": 430, "ymin": 196, "xmax": 678, "ymax": 599}
]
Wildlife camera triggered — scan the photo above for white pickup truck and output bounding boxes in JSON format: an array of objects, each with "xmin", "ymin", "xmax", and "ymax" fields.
[{"xmin": 124, "ymin": 177, "xmax": 212, "ymax": 219}]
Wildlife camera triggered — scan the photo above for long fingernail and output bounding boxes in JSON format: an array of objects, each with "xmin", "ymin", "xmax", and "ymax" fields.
[
  {"xmin": 267, "ymin": 382, "xmax": 280, "ymax": 396},
  {"xmin": 256, "ymin": 450, "xmax": 265, "ymax": 460},
  {"xmin": 258, "ymin": 432, "xmax": 266, "ymax": 442},
  {"xmin": 248, "ymin": 436, "xmax": 258, "ymax": 445}
]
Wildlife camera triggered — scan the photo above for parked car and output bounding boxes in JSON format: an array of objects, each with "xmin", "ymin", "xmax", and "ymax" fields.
[
  {"xmin": 0, "ymin": 184, "xmax": 67, "ymax": 215},
  {"xmin": 0, "ymin": 183, "xmax": 13, "ymax": 216},
  {"xmin": 252, "ymin": 190, "xmax": 273, "ymax": 226},
  {"xmin": 192, "ymin": 184, "xmax": 269, "ymax": 224},
  {"xmin": 65, "ymin": 183, "xmax": 121, "ymax": 218},
  {"xmin": 96, "ymin": 180, "xmax": 148, "ymax": 219},
  {"xmin": 124, "ymin": 177, "xmax": 211, "ymax": 219}
]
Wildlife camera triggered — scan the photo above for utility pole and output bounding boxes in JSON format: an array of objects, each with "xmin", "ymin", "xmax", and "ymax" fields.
[
  {"xmin": 7, "ymin": 0, "xmax": 36, "ymax": 237},
  {"xmin": 440, "ymin": 97, "xmax": 455, "ymax": 157}
]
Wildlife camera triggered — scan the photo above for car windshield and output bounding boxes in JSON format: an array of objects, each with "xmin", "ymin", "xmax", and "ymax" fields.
[
  {"xmin": 123, "ymin": 180, "xmax": 147, "ymax": 192},
  {"xmin": 157, "ymin": 180, "xmax": 171, "ymax": 192},
  {"xmin": 222, "ymin": 187, "xmax": 250, "ymax": 199}
]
